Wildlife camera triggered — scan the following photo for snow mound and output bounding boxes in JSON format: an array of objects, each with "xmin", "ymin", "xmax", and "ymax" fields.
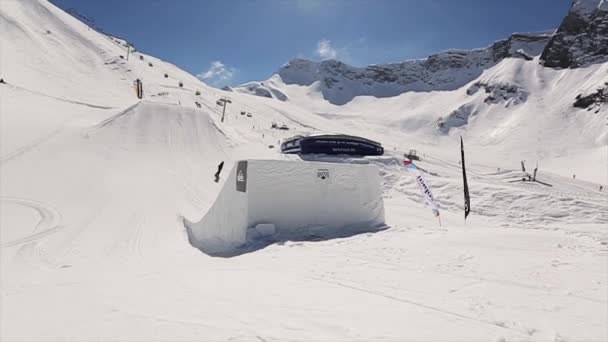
[{"xmin": 185, "ymin": 159, "xmax": 385, "ymax": 256}]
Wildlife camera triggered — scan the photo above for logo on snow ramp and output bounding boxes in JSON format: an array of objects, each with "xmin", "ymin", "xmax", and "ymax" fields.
[
  {"xmin": 236, "ymin": 161, "xmax": 247, "ymax": 192},
  {"xmin": 316, "ymin": 169, "xmax": 330, "ymax": 181}
]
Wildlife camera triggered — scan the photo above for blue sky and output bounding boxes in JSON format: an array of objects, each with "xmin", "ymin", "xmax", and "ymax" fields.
[{"xmin": 50, "ymin": 0, "xmax": 571, "ymax": 87}]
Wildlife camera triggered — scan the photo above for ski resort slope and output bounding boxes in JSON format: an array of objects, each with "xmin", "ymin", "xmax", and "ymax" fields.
[
  {"xmin": 235, "ymin": 57, "xmax": 608, "ymax": 185},
  {"xmin": 1, "ymin": 0, "xmax": 607, "ymax": 341}
]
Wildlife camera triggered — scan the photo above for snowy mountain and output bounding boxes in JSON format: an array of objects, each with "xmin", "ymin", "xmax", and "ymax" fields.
[
  {"xmin": 234, "ymin": 32, "xmax": 553, "ymax": 105},
  {"xmin": 229, "ymin": 0, "xmax": 607, "ymax": 185},
  {"xmin": 1, "ymin": 0, "xmax": 607, "ymax": 341},
  {"xmin": 233, "ymin": 0, "xmax": 608, "ymax": 111}
]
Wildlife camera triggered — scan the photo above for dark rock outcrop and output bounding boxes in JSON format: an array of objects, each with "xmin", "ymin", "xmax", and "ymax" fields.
[
  {"xmin": 467, "ymin": 82, "xmax": 528, "ymax": 105},
  {"xmin": 437, "ymin": 81, "xmax": 529, "ymax": 133},
  {"xmin": 541, "ymin": 0, "xmax": 608, "ymax": 68},
  {"xmin": 574, "ymin": 84, "xmax": 608, "ymax": 109}
]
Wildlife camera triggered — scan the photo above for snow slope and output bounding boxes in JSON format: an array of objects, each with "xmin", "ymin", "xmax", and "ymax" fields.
[
  {"xmin": 235, "ymin": 58, "xmax": 608, "ymax": 184},
  {"xmin": 233, "ymin": 1, "xmax": 607, "ymax": 184},
  {"xmin": 1, "ymin": 0, "xmax": 607, "ymax": 341}
]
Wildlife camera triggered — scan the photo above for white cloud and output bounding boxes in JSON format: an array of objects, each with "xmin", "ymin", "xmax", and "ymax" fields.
[
  {"xmin": 316, "ymin": 39, "xmax": 338, "ymax": 60},
  {"xmin": 197, "ymin": 61, "xmax": 237, "ymax": 86}
]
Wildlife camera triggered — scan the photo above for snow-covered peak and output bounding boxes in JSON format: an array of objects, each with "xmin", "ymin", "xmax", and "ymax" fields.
[
  {"xmin": 278, "ymin": 58, "xmax": 321, "ymax": 86},
  {"xmin": 237, "ymin": 31, "xmax": 552, "ymax": 105},
  {"xmin": 572, "ymin": 0, "xmax": 607, "ymax": 18},
  {"xmin": 540, "ymin": 0, "xmax": 608, "ymax": 68}
]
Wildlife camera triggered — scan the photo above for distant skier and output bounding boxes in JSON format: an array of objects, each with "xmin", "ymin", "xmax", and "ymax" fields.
[
  {"xmin": 573, "ymin": 174, "xmax": 576, "ymax": 179},
  {"xmin": 600, "ymin": 185, "xmax": 603, "ymax": 192},
  {"xmin": 0, "ymin": 78, "xmax": 5, "ymax": 84},
  {"xmin": 214, "ymin": 161, "xmax": 224, "ymax": 183}
]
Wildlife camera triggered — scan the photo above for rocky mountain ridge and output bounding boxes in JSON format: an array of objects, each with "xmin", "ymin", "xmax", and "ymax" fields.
[
  {"xmin": 234, "ymin": 31, "xmax": 552, "ymax": 105},
  {"xmin": 234, "ymin": 0, "xmax": 608, "ymax": 105},
  {"xmin": 540, "ymin": 0, "xmax": 608, "ymax": 68}
]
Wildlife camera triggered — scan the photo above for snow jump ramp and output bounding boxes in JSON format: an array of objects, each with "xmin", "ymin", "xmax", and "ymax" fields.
[{"xmin": 184, "ymin": 159, "xmax": 385, "ymax": 256}]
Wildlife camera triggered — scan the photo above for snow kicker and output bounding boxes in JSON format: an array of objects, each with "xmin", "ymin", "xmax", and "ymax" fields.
[{"xmin": 184, "ymin": 159, "xmax": 386, "ymax": 256}]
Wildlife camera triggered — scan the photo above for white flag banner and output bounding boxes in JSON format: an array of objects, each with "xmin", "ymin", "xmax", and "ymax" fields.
[{"xmin": 403, "ymin": 160, "xmax": 440, "ymax": 219}]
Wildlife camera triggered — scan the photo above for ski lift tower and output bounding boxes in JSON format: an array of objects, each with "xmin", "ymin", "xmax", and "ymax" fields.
[
  {"xmin": 217, "ymin": 97, "xmax": 232, "ymax": 123},
  {"xmin": 125, "ymin": 42, "xmax": 134, "ymax": 61}
]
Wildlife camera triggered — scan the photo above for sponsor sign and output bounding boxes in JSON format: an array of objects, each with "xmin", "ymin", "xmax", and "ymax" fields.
[
  {"xmin": 404, "ymin": 160, "xmax": 440, "ymax": 218},
  {"xmin": 316, "ymin": 168, "xmax": 330, "ymax": 181},
  {"xmin": 236, "ymin": 160, "xmax": 247, "ymax": 192}
]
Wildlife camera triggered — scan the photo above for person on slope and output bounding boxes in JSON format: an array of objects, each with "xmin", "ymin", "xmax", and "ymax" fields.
[{"xmin": 214, "ymin": 161, "xmax": 224, "ymax": 183}]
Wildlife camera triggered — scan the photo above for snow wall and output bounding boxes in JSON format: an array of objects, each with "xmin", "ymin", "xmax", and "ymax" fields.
[{"xmin": 185, "ymin": 159, "xmax": 385, "ymax": 256}]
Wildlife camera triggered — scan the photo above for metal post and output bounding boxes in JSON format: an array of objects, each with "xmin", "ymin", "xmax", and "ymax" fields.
[
  {"xmin": 221, "ymin": 102, "xmax": 227, "ymax": 122},
  {"xmin": 219, "ymin": 98, "xmax": 232, "ymax": 123},
  {"xmin": 126, "ymin": 44, "xmax": 130, "ymax": 61}
]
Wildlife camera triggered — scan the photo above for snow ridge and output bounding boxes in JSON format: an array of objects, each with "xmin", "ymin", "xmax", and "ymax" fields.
[{"xmin": 235, "ymin": 32, "xmax": 552, "ymax": 105}]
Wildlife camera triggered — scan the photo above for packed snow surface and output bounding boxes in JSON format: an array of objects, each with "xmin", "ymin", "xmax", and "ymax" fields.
[{"xmin": 1, "ymin": 0, "xmax": 607, "ymax": 341}]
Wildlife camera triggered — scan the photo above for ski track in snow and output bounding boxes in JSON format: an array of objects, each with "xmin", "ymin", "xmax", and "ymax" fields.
[
  {"xmin": 308, "ymin": 274, "xmax": 531, "ymax": 336},
  {"xmin": 1, "ymin": 197, "xmax": 63, "ymax": 247},
  {"xmin": 4, "ymin": 82, "xmax": 114, "ymax": 109},
  {"xmin": 0, "ymin": 121, "xmax": 69, "ymax": 164}
]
